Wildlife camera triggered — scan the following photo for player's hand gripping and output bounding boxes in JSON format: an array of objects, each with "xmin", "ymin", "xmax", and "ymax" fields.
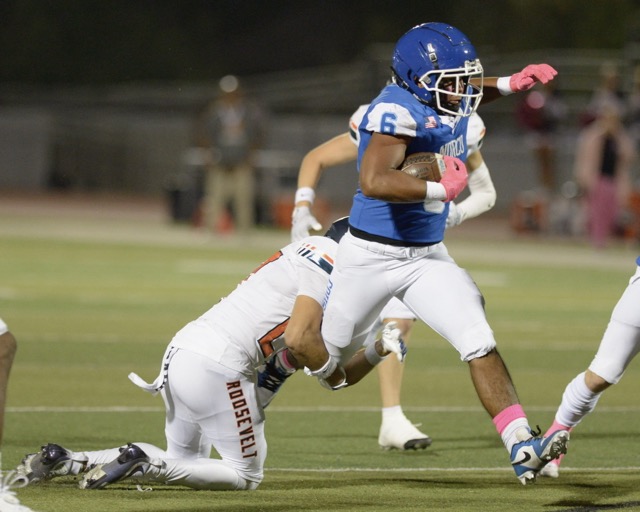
[
  {"xmin": 291, "ymin": 206, "xmax": 322, "ymax": 241},
  {"xmin": 439, "ymin": 156, "xmax": 468, "ymax": 202},
  {"xmin": 509, "ymin": 64, "xmax": 557, "ymax": 92},
  {"xmin": 380, "ymin": 321, "xmax": 407, "ymax": 363}
]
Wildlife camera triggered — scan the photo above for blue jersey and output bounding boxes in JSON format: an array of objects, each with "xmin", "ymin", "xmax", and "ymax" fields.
[{"xmin": 349, "ymin": 84, "xmax": 470, "ymax": 244}]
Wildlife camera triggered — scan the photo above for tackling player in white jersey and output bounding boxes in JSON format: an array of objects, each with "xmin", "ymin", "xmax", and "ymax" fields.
[
  {"xmin": 292, "ymin": 107, "xmax": 493, "ymax": 451},
  {"xmin": 15, "ymin": 223, "xmax": 405, "ymax": 491},
  {"xmin": 540, "ymin": 256, "xmax": 640, "ymax": 478}
]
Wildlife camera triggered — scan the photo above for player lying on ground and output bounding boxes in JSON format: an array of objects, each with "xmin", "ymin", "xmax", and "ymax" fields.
[{"xmin": 15, "ymin": 219, "xmax": 406, "ymax": 491}]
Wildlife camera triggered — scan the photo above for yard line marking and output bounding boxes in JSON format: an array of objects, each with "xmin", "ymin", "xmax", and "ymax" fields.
[
  {"xmin": 6, "ymin": 406, "xmax": 164, "ymax": 413},
  {"xmin": 266, "ymin": 466, "xmax": 640, "ymax": 473},
  {"xmin": 7, "ymin": 405, "xmax": 640, "ymax": 413},
  {"xmin": 2, "ymin": 467, "xmax": 638, "ymax": 475},
  {"xmin": 267, "ymin": 405, "xmax": 640, "ymax": 413}
]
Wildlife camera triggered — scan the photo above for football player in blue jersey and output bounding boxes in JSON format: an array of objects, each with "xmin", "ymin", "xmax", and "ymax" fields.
[
  {"xmin": 286, "ymin": 22, "xmax": 568, "ymax": 485},
  {"xmin": 291, "ymin": 107, "xmax": 489, "ymax": 451},
  {"xmin": 291, "ymin": 62, "xmax": 555, "ymax": 451}
]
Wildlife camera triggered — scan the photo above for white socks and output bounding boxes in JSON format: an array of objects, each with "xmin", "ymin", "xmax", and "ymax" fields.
[
  {"xmin": 381, "ymin": 405, "xmax": 405, "ymax": 422},
  {"xmin": 500, "ymin": 418, "xmax": 531, "ymax": 453},
  {"xmin": 555, "ymin": 372, "xmax": 603, "ymax": 428}
]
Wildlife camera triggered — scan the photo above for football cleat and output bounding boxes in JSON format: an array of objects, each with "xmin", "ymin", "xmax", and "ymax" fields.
[
  {"xmin": 510, "ymin": 430, "xmax": 569, "ymax": 485},
  {"xmin": 16, "ymin": 443, "xmax": 88, "ymax": 484},
  {"xmin": 378, "ymin": 415, "xmax": 432, "ymax": 451},
  {"xmin": 79, "ymin": 443, "xmax": 160, "ymax": 490},
  {"xmin": 0, "ymin": 471, "xmax": 35, "ymax": 511}
]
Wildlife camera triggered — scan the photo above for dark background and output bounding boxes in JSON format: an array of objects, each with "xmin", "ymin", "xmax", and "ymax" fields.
[
  {"xmin": 1, "ymin": 0, "xmax": 639, "ymax": 85},
  {"xmin": 1, "ymin": 0, "xmax": 640, "ymax": 227}
]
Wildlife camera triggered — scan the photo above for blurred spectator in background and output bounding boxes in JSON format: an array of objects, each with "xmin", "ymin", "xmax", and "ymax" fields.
[
  {"xmin": 516, "ymin": 80, "xmax": 567, "ymax": 194},
  {"xmin": 581, "ymin": 61, "xmax": 626, "ymax": 127},
  {"xmin": 196, "ymin": 75, "xmax": 265, "ymax": 233},
  {"xmin": 627, "ymin": 64, "xmax": 640, "ymax": 148},
  {"xmin": 574, "ymin": 104, "xmax": 636, "ymax": 249}
]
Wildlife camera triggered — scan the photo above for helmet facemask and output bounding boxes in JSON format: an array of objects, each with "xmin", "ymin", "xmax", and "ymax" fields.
[{"xmin": 420, "ymin": 59, "xmax": 484, "ymax": 117}]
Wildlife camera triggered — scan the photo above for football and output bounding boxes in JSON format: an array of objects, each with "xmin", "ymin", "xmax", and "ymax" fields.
[{"xmin": 398, "ymin": 152, "xmax": 446, "ymax": 182}]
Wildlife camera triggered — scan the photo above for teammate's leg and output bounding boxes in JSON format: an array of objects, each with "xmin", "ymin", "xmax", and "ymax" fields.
[
  {"xmin": 0, "ymin": 320, "xmax": 35, "ymax": 509},
  {"xmin": 0, "ymin": 319, "xmax": 17, "ymax": 448},
  {"xmin": 541, "ymin": 267, "xmax": 640, "ymax": 477},
  {"xmin": 371, "ymin": 299, "xmax": 431, "ymax": 451}
]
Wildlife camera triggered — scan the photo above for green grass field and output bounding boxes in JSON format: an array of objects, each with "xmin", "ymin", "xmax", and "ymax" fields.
[{"xmin": 1, "ymin": 196, "xmax": 640, "ymax": 511}]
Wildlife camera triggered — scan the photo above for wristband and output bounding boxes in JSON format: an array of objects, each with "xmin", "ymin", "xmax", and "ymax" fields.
[
  {"xmin": 318, "ymin": 366, "xmax": 348, "ymax": 390},
  {"xmin": 425, "ymin": 181, "xmax": 446, "ymax": 201},
  {"xmin": 364, "ymin": 342, "xmax": 387, "ymax": 366},
  {"xmin": 295, "ymin": 187, "xmax": 315, "ymax": 205},
  {"xmin": 303, "ymin": 355, "xmax": 338, "ymax": 380},
  {"xmin": 497, "ymin": 76, "xmax": 513, "ymax": 96},
  {"xmin": 318, "ymin": 377, "xmax": 348, "ymax": 390}
]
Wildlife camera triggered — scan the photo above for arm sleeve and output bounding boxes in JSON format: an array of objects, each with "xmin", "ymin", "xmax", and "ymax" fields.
[{"xmin": 455, "ymin": 160, "xmax": 496, "ymax": 223}]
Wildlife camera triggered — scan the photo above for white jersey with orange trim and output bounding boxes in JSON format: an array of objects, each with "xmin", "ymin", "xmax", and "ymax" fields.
[
  {"xmin": 125, "ymin": 235, "xmax": 339, "ymax": 491},
  {"xmin": 170, "ymin": 236, "xmax": 337, "ymax": 375}
]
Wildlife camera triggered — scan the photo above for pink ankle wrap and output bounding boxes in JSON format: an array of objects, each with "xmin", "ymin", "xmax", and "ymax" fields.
[
  {"xmin": 492, "ymin": 404, "xmax": 526, "ymax": 434},
  {"xmin": 544, "ymin": 420, "xmax": 571, "ymax": 438}
]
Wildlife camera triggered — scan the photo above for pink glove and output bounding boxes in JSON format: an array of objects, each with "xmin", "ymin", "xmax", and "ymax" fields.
[
  {"xmin": 440, "ymin": 156, "xmax": 468, "ymax": 202},
  {"xmin": 509, "ymin": 64, "xmax": 558, "ymax": 92}
]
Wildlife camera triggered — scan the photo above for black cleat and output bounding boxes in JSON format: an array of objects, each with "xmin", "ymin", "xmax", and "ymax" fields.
[{"xmin": 79, "ymin": 443, "xmax": 156, "ymax": 490}]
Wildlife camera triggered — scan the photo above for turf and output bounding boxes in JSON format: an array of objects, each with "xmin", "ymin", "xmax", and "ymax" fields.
[{"xmin": 1, "ymin": 199, "xmax": 639, "ymax": 511}]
